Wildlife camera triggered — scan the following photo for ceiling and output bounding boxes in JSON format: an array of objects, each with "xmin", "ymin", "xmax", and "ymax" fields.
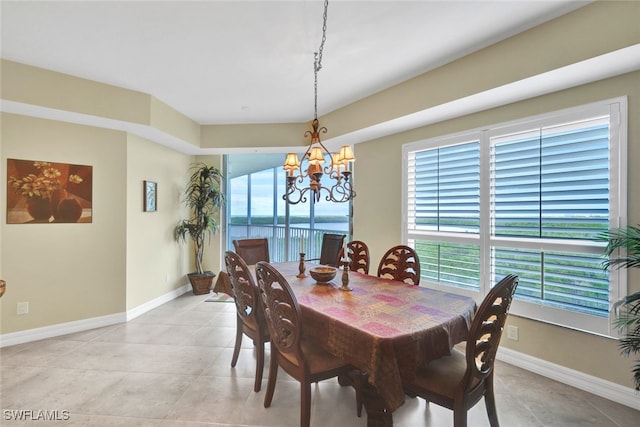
[{"xmin": 1, "ymin": 0, "xmax": 593, "ymax": 126}]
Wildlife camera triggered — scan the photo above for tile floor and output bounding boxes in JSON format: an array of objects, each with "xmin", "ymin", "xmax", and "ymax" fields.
[{"xmin": 1, "ymin": 292, "xmax": 638, "ymax": 427}]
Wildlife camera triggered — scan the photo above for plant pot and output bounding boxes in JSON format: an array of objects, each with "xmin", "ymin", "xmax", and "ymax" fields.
[{"xmin": 188, "ymin": 271, "xmax": 215, "ymax": 295}]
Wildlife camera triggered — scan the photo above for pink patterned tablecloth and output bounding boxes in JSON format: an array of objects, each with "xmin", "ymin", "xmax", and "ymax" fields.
[{"xmin": 268, "ymin": 262, "xmax": 477, "ymax": 412}]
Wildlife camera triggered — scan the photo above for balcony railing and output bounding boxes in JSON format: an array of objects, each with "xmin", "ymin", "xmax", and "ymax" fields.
[{"xmin": 228, "ymin": 224, "xmax": 348, "ymax": 262}]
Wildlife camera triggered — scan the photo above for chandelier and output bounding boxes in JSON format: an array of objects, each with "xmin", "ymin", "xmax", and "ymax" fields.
[{"xmin": 282, "ymin": 0, "xmax": 356, "ymax": 204}]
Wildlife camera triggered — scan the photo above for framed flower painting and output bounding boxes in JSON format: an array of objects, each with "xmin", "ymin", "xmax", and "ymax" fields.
[{"xmin": 6, "ymin": 158, "xmax": 93, "ymax": 224}]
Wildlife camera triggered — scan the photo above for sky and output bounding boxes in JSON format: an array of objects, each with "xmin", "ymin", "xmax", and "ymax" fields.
[{"xmin": 229, "ymin": 166, "xmax": 350, "ymax": 218}]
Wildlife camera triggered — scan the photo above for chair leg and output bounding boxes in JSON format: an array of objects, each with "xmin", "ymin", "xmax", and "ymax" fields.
[
  {"xmin": 484, "ymin": 377, "xmax": 500, "ymax": 427},
  {"xmin": 301, "ymin": 381, "xmax": 312, "ymax": 427},
  {"xmin": 453, "ymin": 400, "xmax": 467, "ymax": 427},
  {"xmin": 264, "ymin": 352, "xmax": 278, "ymax": 408},
  {"xmin": 231, "ymin": 317, "xmax": 243, "ymax": 367},
  {"xmin": 453, "ymin": 411, "xmax": 467, "ymax": 427},
  {"xmin": 254, "ymin": 340, "xmax": 265, "ymax": 392}
]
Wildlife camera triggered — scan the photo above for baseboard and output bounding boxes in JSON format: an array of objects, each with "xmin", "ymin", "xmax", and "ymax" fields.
[
  {"xmin": 0, "ymin": 312, "xmax": 125, "ymax": 348},
  {"xmin": 126, "ymin": 283, "xmax": 190, "ymax": 321},
  {"xmin": 0, "ymin": 284, "xmax": 190, "ymax": 348},
  {"xmin": 498, "ymin": 347, "xmax": 640, "ymax": 411}
]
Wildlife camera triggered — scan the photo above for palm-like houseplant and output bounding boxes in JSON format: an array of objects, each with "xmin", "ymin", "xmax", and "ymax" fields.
[
  {"xmin": 600, "ymin": 224, "xmax": 640, "ymax": 390},
  {"xmin": 175, "ymin": 163, "xmax": 225, "ymax": 295}
]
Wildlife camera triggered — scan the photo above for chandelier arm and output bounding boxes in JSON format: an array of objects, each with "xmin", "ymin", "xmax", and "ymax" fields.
[
  {"xmin": 325, "ymin": 164, "xmax": 338, "ymax": 177},
  {"xmin": 330, "ymin": 177, "xmax": 356, "ymax": 203},
  {"xmin": 299, "ymin": 139, "xmax": 315, "ymax": 162},
  {"xmin": 328, "ymin": 183, "xmax": 348, "ymax": 203},
  {"xmin": 287, "ymin": 177, "xmax": 357, "ymax": 205},
  {"xmin": 283, "ymin": 178, "xmax": 310, "ymax": 205}
]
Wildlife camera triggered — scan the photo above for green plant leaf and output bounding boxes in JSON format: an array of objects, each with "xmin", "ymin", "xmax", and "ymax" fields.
[{"xmin": 174, "ymin": 163, "xmax": 225, "ymax": 274}]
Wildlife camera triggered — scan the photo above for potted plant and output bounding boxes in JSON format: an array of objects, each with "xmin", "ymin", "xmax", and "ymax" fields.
[
  {"xmin": 600, "ymin": 225, "xmax": 640, "ymax": 390},
  {"xmin": 174, "ymin": 162, "xmax": 225, "ymax": 295}
]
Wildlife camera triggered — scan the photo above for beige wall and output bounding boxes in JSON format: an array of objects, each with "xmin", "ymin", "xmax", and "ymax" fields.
[
  {"xmin": 0, "ymin": 0, "xmax": 638, "ymax": 393},
  {"xmin": 1, "ymin": 60, "xmax": 150, "ymax": 126},
  {"xmin": 201, "ymin": 122, "xmax": 306, "ymax": 151},
  {"xmin": 125, "ymin": 134, "xmax": 193, "ymax": 310},
  {"xmin": 1, "ymin": 114, "xmax": 128, "ymax": 333},
  {"xmin": 0, "ymin": 115, "xmax": 221, "ymax": 330},
  {"xmin": 1, "ymin": 59, "xmax": 202, "ymax": 150}
]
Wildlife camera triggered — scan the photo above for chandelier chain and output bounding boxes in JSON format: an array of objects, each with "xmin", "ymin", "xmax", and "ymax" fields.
[
  {"xmin": 282, "ymin": 0, "xmax": 355, "ymax": 205},
  {"xmin": 313, "ymin": 0, "xmax": 329, "ymax": 119}
]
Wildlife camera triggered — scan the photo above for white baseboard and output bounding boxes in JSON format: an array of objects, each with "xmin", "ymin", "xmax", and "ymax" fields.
[
  {"xmin": 498, "ymin": 347, "xmax": 640, "ymax": 411},
  {"xmin": 0, "ymin": 312, "xmax": 125, "ymax": 348},
  {"xmin": 126, "ymin": 284, "xmax": 190, "ymax": 321},
  {"xmin": 0, "ymin": 284, "xmax": 190, "ymax": 348}
]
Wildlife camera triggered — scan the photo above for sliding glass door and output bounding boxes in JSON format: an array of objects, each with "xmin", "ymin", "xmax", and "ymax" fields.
[{"xmin": 226, "ymin": 154, "xmax": 350, "ymax": 262}]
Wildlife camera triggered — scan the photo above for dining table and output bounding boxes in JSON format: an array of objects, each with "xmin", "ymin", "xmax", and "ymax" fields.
[{"xmin": 214, "ymin": 261, "xmax": 477, "ymax": 427}]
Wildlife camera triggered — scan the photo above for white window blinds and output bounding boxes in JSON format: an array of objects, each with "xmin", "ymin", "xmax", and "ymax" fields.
[
  {"xmin": 403, "ymin": 98, "xmax": 627, "ymax": 336},
  {"xmin": 491, "ymin": 117, "xmax": 610, "ymax": 241}
]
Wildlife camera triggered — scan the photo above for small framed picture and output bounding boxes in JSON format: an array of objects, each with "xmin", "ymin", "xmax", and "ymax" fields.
[{"xmin": 144, "ymin": 180, "xmax": 157, "ymax": 212}]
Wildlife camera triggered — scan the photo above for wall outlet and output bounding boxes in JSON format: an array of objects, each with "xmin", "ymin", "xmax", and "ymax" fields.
[
  {"xmin": 17, "ymin": 302, "xmax": 29, "ymax": 315},
  {"xmin": 507, "ymin": 325, "xmax": 519, "ymax": 341}
]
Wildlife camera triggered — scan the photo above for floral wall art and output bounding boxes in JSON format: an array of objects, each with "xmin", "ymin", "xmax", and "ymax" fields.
[{"xmin": 6, "ymin": 159, "xmax": 93, "ymax": 224}]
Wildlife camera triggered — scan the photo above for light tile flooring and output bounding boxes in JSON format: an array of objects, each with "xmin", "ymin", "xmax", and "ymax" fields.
[{"xmin": 1, "ymin": 292, "xmax": 638, "ymax": 427}]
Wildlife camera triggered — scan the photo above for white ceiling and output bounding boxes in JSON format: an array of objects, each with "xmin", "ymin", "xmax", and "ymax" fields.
[{"xmin": 1, "ymin": 0, "xmax": 593, "ymax": 126}]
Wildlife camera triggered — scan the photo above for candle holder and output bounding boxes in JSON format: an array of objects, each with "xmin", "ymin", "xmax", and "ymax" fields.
[
  {"xmin": 297, "ymin": 252, "xmax": 307, "ymax": 278},
  {"xmin": 340, "ymin": 258, "xmax": 352, "ymax": 291}
]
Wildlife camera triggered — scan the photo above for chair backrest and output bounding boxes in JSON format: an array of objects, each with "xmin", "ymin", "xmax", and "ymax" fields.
[
  {"xmin": 377, "ymin": 245, "xmax": 421, "ymax": 285},
  {"xmin": 463, "ymin": 274, "xmax": 518, "ymax": 391},
  {"xmin": 232, "ymin": 238, "xmax": 270, "ymax": 265},
  {"xmin": 337, "ymin": 240, "xmax": 370, "ymax": 274},
  {"xmin": 255, "ymin": 261, "xmax": 306, "ymax": 369},
  {"xmin": 319, "ymin": 233, "xmax": 346, "ymax": 266},
  {"xmin": 224, "ymin": 251, "xmax": 265, "ymax": 329}
]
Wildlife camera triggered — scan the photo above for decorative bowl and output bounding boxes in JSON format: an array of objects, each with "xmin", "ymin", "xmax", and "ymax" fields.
[{"xmin": 309, "ymin": 266, "xmax": 338, "ymax": 284}]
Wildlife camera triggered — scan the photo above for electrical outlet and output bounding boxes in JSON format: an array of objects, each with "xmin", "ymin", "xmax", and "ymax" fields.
[
  {"xmin": 17, "ymin": 302, "xmax": 29, "ymax": 315},
  {"xmin": 507, "ymin": 325, "xmax": 519, "ymax": 341}
]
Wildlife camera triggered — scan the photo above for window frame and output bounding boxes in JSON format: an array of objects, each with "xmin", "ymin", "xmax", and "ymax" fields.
[
  {"xmin": 225, "ymin": 160, "xmax": 351, "ymax": 262},
  {"xmin": 402, "ymin": 97, "xmax": 628, "ymax": 337}
]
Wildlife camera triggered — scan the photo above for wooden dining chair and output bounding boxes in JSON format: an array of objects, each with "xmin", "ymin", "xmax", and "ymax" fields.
[
  {"xmin": 337, "ymin": 240, "xmax": 370, "ymax": 274},
  {"xmin": 308, "ymin": 233, "xmax": 345, "ymax": 267},
  {"xmin": 377, "ymin": 244, "xmax": 421, "ymax": 285},
  {"xmin": 404, "ymin": 274, "xmax": 519, "ymax": 427},
  {"xmin": 255, "ymin": 261, "xmax": 354, "ymax": 427},
  {"xmin": 224, "ymin": 251, "xmax": 270, "ymax": 392},
  {"xmin": 232, "ymin": 238, "xmax": 270, "ymax": 265}
]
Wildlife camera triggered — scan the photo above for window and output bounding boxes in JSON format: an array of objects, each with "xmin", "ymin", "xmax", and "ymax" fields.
[
  {"xmin": 403, "ymin": 98, "xmax": 627, "ymax": 336},
  {"xmin": 226, "ymin": 154, "xmax": 350, "ymax": 262}
]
